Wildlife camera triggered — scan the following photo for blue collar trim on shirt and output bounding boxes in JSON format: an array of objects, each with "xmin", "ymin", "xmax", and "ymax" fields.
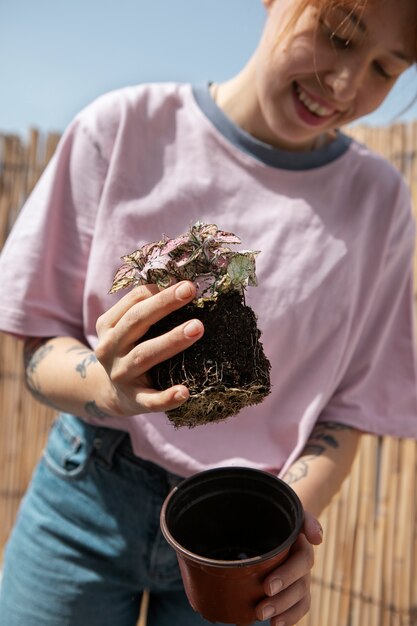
[{"xmin": 192, "ymin": 83, "xmax": 352, "ymax": 171}]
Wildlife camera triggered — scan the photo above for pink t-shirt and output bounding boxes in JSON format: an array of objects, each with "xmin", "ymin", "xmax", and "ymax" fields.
[{"xmin": 1, "ymin": 82, "xmax": 416, "ymax": 477}]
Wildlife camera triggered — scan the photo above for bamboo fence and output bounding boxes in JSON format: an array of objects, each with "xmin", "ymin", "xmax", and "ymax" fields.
[
  {"xmin": 1, "ymin": 124, "xmax": 417, "ymax": 626},
  {"xmin": 0, "ymin": 130, "xmax": 61, "ymax": 548}
]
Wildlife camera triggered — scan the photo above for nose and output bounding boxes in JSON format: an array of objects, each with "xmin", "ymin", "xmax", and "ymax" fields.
[{"xmin": 323, "ymin": 60, "xmax": 365, "ymax": 103}]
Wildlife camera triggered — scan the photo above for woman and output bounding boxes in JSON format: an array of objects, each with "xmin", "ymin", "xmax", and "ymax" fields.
[{"xmin": 0, "ymin": 0, "xmax": 416, "ymax": 624}]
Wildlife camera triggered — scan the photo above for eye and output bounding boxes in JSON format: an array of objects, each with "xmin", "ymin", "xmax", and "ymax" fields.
[
  {"xmin": 319, "ymin": 18, "xmax": 353, "ymax": 49},
  {"xmin": 373, "ymin": 62, "xmax": 394, "ymax": 80},
  {"xmin": 330, "ymin": 32, "xmax": 352, "ymax": 48}
]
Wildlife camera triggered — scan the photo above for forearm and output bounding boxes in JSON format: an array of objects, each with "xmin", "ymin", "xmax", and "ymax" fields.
[
  {"xmin": 23, "ymin": 336, "xmax": 117, "ymax": 420},
  {"xmin": 282, "ymin": 422, "xmax": 362, "ymax": 517}
]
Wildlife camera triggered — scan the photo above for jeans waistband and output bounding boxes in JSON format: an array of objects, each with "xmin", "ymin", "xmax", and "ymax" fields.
[
  {"xmin": 116, "ymin": 434, "xmax": 184, "ymax": 488},
  {"xmin": 90, "ymin": 427, "xmax": 127, "ymax": 470},
  {"xmin": 64, "ymin": 414, "xmax": 184, "ymax": 488}
]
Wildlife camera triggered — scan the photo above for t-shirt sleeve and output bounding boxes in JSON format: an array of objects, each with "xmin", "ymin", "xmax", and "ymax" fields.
[
  {"xmin": 0, "ymin": 117, "xmax": 108, "ymax": 341},
  {"xmin": 318, "ymin": 181, "xmax": 417, "ymax": 439}
]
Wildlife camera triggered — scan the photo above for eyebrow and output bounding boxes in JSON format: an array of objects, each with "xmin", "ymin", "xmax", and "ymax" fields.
[{"xmin": 336, "ymin": 6, "xmax": 414, "ymax": 65}]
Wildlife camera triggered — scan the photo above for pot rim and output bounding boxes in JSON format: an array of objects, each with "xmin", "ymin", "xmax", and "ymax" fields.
[{"xmin": 160, "ymin": 466, "xmax": 304, "ymax": 569}]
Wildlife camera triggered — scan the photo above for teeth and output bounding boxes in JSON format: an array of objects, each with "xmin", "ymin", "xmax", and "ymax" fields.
[{"xmin": 296, "ymin": 85, "xmax": 333, "ymax": 117}]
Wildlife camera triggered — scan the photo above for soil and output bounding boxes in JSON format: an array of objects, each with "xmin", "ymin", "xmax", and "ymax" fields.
[{"xmin": 142, "ymin": 291, "xmax": 271, "ymax": 427}]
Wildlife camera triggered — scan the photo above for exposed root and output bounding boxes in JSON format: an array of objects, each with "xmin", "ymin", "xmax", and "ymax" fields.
[
  {"xmin": 143, "ymin": 291, "xmax": 271, "ymax": 428},
  {"xmin": 167, "ymin": 384, "xmax": 270, "ymax": 428}
]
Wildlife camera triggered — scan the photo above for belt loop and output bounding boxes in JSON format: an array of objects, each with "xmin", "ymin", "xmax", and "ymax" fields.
[{"xmin": 92, "ymin": 428, "xmax": 127, "ymax": 469}]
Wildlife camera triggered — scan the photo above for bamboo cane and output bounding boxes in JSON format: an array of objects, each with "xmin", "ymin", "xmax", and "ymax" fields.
[
  {"xmin": 26, "ymin": 128, "xmax": 39, "ymax": 197},
  {"xmin": 326, "ymin": 497, "xmax": 343, "ymax": 626},
  {"xmin": 361, "ymin": 436, "xmax": 379, "ymax": 626},
  {"xmin": 384, "ymin": 438, "xmax": 400, "ymax": 626},
  {"xmin": 137, "ymin": 589, "xmax": 150, "ymax": 626},
  {"xmin": 394, "ymin": 440, "xmax": 416, "ymax": 616},
  {"xmin": 371, "ymin": 436, "xmax": 392, "ymax": 626},
  {"xmin": 350, "ymin": 438, "xmax": 371, "ymax": 626},
  {"xmin": 331, "ymin": 465, "xmax": 354, "ymax": 626},
  {"xmin": 307, "ymin": 513, "xmax": 326, "ymax": 626},
  {"xmin": 320, "ymin": 495, "xmax": 340, "ymax": 626},
  {"xmin": 339, "ymin": 443, "xmax": 363, "ymax": 626}
]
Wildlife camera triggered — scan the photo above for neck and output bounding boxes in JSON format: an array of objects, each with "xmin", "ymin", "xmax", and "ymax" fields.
[{"xmin": 210, "ymin": 57, "xmax": 261, "ymax": 136}]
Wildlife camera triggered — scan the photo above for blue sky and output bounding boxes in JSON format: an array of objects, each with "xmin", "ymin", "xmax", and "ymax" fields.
[{"xmin": 2, "ymin": 0, "xmax": 416, "ymax": 136}]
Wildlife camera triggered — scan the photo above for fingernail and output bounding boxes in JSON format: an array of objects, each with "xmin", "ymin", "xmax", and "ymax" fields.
[
  {"xmin": 184, "ymin": 320, "xmax": 202, "ymax": 338},
  {"xmin": 261, "ymin": 605, "xmax": 275, "ymax": 620},
  {"xmin": 174, "ymin": 389, "xmax": 188, "ymax": 402},
  {"xmin": 176, "ymin": 282, "xmax": 193, "ymax": 300},
  {"xmin": 269, "ymin": 578, "xmax": 283, "ymax": 595},
  {"xmin": 317, "ymin": 521, "xmax": 324, "ymax": 537}
]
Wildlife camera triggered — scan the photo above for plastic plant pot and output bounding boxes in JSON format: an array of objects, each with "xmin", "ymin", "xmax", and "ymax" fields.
[{"xmin": 160, "ymin": 466, "xmax": 304, "ymax": 625}]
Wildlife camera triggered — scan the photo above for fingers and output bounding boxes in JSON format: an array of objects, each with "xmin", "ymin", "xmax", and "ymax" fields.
[
  {"xmin": 98, "ymin": 284, "xmax": 160, "ymax": 329},
  {"xmin": 97, "ymin": 281, "xmax": 196, "ymax": 346},
  {"xmin": 262, "ymin": 535, "xmax": 315, "ymax": 597},
  {"xmin": 303, "ymin": 510, "xmax": 323, "ymax": 546},
  {"xmin": 131, "ymin": 319, "xmax": 204, "ymax": 374},
  {"xmin": 109, "ymin": 318, "xmax": 204, "ymax": 383},
  {"xmin": 96, "ymin": 280, "xmax": 199, "ymax": 365},
  {"xmin": 134, "ymin": 384, "xmax": 191, "ymax": 414},
  {"xmin": 256, "ymin": 534, "xmax": 315, "ymax": 624},
  {"xmin": 258, "ymin": 577, "xmax": 311, "ymax": 625},
  {"xmin": 94, "ymin": 280, "xmax": 205, "ymax": 417},
  {"xmin": 116, "ymin": 282, "xmax": 197, "ymax": 348}
]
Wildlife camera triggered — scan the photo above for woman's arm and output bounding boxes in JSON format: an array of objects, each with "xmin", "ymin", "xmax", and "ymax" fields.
[
  {"xmin": 255, "ymin": 423, "xmax": 360, "ymax": 624},
  {"xmin": 22, "ymin": 281, "xmax": 204, "ymax": 420},
  {"xmin": 282, "ymin": 421, "xmax": 362, "ymax": 517},
  {"xmin": 24, "ymin": 335, "xmax": 121, "ymax": 420}
]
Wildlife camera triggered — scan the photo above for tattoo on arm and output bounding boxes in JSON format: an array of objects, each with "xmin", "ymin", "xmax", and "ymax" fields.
[
  {"xmin": 23, "ymin": 337, "xmax": 59, "ymax": 409},
  {"xmin": 84, "ymin": 400, "xmax": 113, "ymax": 420},
  {"xmin": 284, "ymin": 422, "xmax": 354, "ymax": 485},
  {"xmin": 24, "ymin": 337, "xmax": 53, "ymax": 370},
  {"xmin": 66, "ymin": 346, "xmax": 97, "ymax": 378},
  {"xmin": 23, "ymin": 339, "xmax": 108, "ymax": 419}
]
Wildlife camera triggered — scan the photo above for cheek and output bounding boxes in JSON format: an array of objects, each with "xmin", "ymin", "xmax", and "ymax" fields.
[
  {"xmin": 255, "ymin": 48, "xmax": 282, "ymax": 98},
  {"xmin": 359, "ymin": 81, "xmax": 395, "ymax": 115},
  {"xmin": 256, "ymin": 47, "xmax": 304, "ymax": 92}
]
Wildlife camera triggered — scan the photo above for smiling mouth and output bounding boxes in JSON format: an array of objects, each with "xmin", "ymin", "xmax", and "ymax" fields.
[{"xmin": 294, "ymin": 83, "xmax": 336, "ymax": 118}]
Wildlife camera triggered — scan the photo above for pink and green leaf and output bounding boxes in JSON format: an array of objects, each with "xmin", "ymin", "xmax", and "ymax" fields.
[{"xmin": 109, "ymin": 221, "xmax": 259, "ymax": 298}]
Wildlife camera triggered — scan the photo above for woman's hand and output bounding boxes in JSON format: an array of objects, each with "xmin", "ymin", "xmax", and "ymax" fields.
[
  {"xmin": 255, "ymin": 511, "xmax": 323, "ymax": 625},
  {"xmin": 95, "ymin": 280, "xmax": 204, "ymax": 417}
]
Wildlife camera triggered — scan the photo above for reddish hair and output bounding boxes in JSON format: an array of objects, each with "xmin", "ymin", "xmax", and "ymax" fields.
[{"xmin": 282, "ymin": 0, "xmax": 417, "ymax": 61}]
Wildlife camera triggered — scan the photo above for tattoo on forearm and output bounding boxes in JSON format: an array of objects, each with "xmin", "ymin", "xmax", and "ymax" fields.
[
  {"xmin": 66, "ymin": 346, "xmax": 97, "ymax": 378},
  {"xmin": 84, "ymin": 401, "xmax": 113, "ymax": 420},
  {"xmin": 284, "ymin": 422, "xmax": 353, "ymax": 485},
  {"xmin": 284, "ymin": 462, "xmax": 309, "ymax": 485},
  {"xmin": 24, "ymin": 337, "xmax": 53, "ymax": 371},
  {"xmin": 23, "ymin": 338, "xmax": 59, "ymax": 409},
  {"xmin": 308, "ymin": 421, "xmax": 349, "ymax": 448}
]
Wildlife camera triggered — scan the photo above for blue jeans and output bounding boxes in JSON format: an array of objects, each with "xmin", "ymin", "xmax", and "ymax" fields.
[{"xmin": 0, "ymin": 414, "xmax": 263, "ymax": 626}]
